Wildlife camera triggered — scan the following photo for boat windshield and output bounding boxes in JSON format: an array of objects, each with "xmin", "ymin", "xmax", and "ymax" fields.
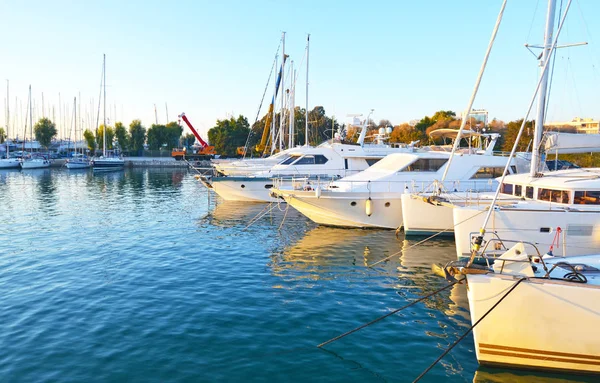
[{"xmin": 280, "ymin": 155, "xmax": 300, "ymax": 165}]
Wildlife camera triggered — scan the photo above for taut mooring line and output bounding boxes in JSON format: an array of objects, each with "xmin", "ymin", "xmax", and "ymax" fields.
[
  {"xmin": 413, "ymin": 277, "xmax": 526, "ymax": 382},
  {"xmin": 317, "ymin": 278, "xmax": 465, "ymax": 348}
]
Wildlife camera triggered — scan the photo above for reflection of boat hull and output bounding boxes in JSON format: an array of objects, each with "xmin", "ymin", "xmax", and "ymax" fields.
[
  {"xmin": 467, "ymin": 272, "xmax": 600, "ymax": 374},
  {"xmin": 280, "ymin": 189, "xmax": 403, "ymax": 229},
  {"xmin": 21, "ymin": 159, "xmax": 50, "ymax": 169},
  {"xmin": 0, "ymin": 158, "xmax": 21, "ymax": 169}
]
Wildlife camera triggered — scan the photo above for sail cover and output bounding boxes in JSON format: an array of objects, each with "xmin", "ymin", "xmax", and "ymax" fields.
[{"xmin": 544, "ymin": 132, "xmax": 600, "ymax": 154}]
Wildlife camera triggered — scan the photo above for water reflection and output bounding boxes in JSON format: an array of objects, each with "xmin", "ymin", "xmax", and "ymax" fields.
[
  {"xmin": 202, "ymin": 201, "xmax": 283, "ymax": 227},
  {"xmin": 473, "ymin": 366, "xmax": 597, "ymax": 382}
]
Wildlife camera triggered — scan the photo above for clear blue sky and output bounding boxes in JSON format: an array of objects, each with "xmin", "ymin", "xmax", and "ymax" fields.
[{"xmin": 1, "ymin": 0, "xmax": 600, "ymax": 139}]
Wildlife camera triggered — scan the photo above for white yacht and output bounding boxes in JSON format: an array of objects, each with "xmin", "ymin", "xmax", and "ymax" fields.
[
  {"xmin": 451, "ymin": 242, "xmax": 600, "ymax": 374},
  {"xmin": 200, "ymin": 119, "xmax": 419, "ymax": 202},
  {"xmin": 271, "ymin": 130, "xmax": 529, "ymax": 229},
  {"xmin": 212, "ymin": 146, "xmax": 312, "ymax": 176},
  {"xmin": 453, "ymin": 168, "xmax": 600, "ymax": 259},
  {"xmin": 0, "ymin": 156, "xmax": 20, "ymax": 169}
]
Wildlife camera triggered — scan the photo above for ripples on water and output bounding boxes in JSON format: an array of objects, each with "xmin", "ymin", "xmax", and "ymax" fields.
[{"xmin": 0, "ymin": 169, "xmax": 595, "ymax": 382}]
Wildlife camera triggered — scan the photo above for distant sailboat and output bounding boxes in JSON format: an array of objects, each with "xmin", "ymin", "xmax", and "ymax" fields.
[
  {"xmin": 91, "ymin": 54, "xmax": 124, "ymax": 172},
  {"xmin": 0, "ymin": 80, "xmax": 20, "ymax": 169},
  {"xmin": 66, "ymin": 96, "xmax": 90, "ymax": 169},
  {"xmin": 21, "ymin": 85, "xmax": 50, "ymax": 170}
]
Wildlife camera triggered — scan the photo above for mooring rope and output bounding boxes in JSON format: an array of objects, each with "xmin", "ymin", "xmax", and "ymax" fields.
[
  {"xmin": 243, "ymin": 203, "xmax": 277, "ymax": 230},
  {"xmin": 317, "ymin": 278, "xmax": 465, "ymax": 348},
  {"xmin": 278, "ymin": 202, "xmax": 290, "ymax": 231},
  {"xmin": 412, "ymin": 277, "xmax": 527, "ymax": 382},
  {"xmin": 369, "ymin": 209, "xmax": 487, "ymax": 268}
]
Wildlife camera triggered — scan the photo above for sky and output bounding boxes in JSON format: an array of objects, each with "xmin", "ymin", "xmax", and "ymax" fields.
[{"xmin": 1, "ymin": 0, "xmax": 600, "ymax": 139}]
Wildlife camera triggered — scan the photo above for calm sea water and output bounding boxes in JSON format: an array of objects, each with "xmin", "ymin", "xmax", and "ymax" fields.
[{"xmin": 0, "ymin": 168, "xmax": 594, "ymax": 382}]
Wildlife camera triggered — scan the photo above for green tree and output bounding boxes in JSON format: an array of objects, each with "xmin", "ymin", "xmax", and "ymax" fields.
[
  {"xmin": 165, "ymin": 121, "xmax": 183, "ymax": 149},
  {"xmin": 114, "ymin": 122, "xmax": 129, "ymax": 152},
  {"xmin": 34, "ymin": 118, "xmax": 58, "ymax": 149},
  {"xmin": 180, "ymin": 133, "xmax": 196, "ymax": 147},
  {"xmin": 208, "ymin": 115, "xmax": 250, "ymax": 157},
  {"xmin": 0, "ymin": 127, "xmax": 6, "ymax": 143},
  {"xmin": 389, "ymin": 123, "xmax": 426, "ymax": 144},
  {"xmin": 502, "ymin": 119, "xmax": 534, "ymax": 152},
  {"xmin": 96, "ymin": 124, "xmax": 115, "ymax": 151},
  {"xmin": 129, "ymin": 119, "xmax": 146, "ymax": 155},
  {"xmin": 83, "ymin": 129, "xmax": 97, "ymax": 152}
]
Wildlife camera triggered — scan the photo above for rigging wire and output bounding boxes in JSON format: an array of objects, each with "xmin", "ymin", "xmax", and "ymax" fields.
[{"xmin": 526, "ymin": 0, "xmax": 542, "ymax": 43}]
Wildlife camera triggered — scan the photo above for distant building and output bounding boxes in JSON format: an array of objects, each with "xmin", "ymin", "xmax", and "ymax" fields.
[{"xmin": 545, "ymin": 117, "xmax": 600, "ymax": 134}]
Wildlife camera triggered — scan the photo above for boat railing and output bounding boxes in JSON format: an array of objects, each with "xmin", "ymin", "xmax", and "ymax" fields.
[
  {"xmin": 271, "ymin": 177, "xmax": 498, "ymax": 194},
  {"xmin": 472, "ymin": 233, "xmax": 550, "ymax": 272}
]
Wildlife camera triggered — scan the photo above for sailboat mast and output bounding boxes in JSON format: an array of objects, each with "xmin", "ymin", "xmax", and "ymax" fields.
[
  {"xmin": 103, "ymin": 53, "xmax": 107, "ymax": 157},
  {"xmin": 279, "ymin": 32, "xmax": 286, "ymax": 152},
  {"xmin": 29, "ymin": 85, "xmax": 32, "ymax": 153},
  {"xmin": 6, "ymin": 80, "xmax": 9, "ymax": 158},
  {"xmin": 531, "ymin": 0, "xmax": 557, "ymax": 177},
  {"xmin": 305, "ymin": 34, "xmax": 310, "ymax": 147}
]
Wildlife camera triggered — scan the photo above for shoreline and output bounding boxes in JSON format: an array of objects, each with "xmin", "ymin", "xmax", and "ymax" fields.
[{"xmin": 46, "ymin": 157, "xmax": 212, "ymax": 168}]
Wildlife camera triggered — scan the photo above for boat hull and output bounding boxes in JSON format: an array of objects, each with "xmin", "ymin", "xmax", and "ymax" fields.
[
  {"xmin": 278, "ymin": 189, "xmax": 403, "ymax": 229},
  {"xmin": 210, "ymin": 177, "xmax": 280, "ymax": 202},
  {"xmin": 467, "ymin": 273, "xmax": 600, "ymax": 374},
  {"xmin": 0, "ymin": 158, "xmax": 21, "ymax": 169},
  {"xmin": 400, "ymin": 193, "xmax": 456, "ymax": 236},
  {"xmin": 92, "ymin": 158, "xmax": 125, "ymax": 171},
  {"xmin": 20, "ymin": 159, "xmax": 50, "ymax": 169},
  {"xmin": 66, "ymin": 160, "xmax": 90, "ymax": 169}
]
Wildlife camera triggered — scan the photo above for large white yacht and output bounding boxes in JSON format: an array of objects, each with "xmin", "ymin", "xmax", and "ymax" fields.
[
  {"xmin": 211, "ymin": 146, "xmax": 312, "ymax": 177},
  {"xmin": 200, "ymin": 118, "xmax": 420, "ymax": 202},
  {"xmin": 271, "ymin": 130, "xmax": 530, "ymax": 228}
]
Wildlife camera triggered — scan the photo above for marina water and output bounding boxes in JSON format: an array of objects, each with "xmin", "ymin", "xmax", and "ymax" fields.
[{"xmin": 0, "ymin": 168, "xmax": 593, "ymax": 382}]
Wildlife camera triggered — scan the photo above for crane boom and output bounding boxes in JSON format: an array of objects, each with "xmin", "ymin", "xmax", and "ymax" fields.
[
  {"xmin": 179, "ymin": 112, "xmax": 208, "ymax": 148},
  {"xmin": 256, "ymin": 55, "xmax": 288, "ymax": 155}
]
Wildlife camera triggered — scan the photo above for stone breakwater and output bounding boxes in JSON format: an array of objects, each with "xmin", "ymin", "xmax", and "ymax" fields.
[{"xmin": 49, "ymin": 157, "xmax": 212, "ymax": 168}]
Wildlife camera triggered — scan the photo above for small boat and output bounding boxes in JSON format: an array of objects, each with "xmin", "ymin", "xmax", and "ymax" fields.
[
  {"xmin": 65, "ymin": 97, "xmax": 90, "ymax": 169},
  {"xmin": 0, "ymin": 80, "xmax": 21, "ymax": 169},
  {"xmin": 91, "ymin": 54, "xmax": 124, "ymax": 173},
  {"xmin": 20, "ymin": 85, "xmax": 50, "ymax": 170}
]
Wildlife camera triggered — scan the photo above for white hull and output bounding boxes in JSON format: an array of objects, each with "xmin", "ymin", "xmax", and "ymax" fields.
[
  {"xmin": 281, "ymin": 190, "xmax": 403, "ymax": 229},
  {"xmin": 0, "ymin": 158, "xmax": 21, "ymax": 169},
  {"xmin": 210, "ymin": 178, "xmax": 280, "ymax": 202},
  {"xmin": 453, "ymin": 206, "xmax": 600, "ymax": 259},
  {"xmin": 21, "ymin": 159, "xmax": 50, "ymax": 169},
  {"xmin": 401, "ymin": 193, "xmax": 456, "ymax": 236},
  {"xmin": 467, "ymin": 272, "xmax": 600, "ymax": 373},
  {"xmin": 400, "ymin": 192, "xmax": 517, "ymax": 237},
  {"xmin": 66, "ymin": 160, "xmax": 90, "ymax": 169}
]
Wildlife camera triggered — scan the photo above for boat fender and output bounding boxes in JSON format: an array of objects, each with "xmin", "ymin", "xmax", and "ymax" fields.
[
  {"xmin": 365, "ymin": 197, "xmax": 373, "ymax": 216},
  {"xmin": 315, "ymin": 186, "xmax": 321, "ymax": 198}
]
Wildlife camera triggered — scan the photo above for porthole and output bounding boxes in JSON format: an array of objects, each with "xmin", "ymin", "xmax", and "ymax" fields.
[
  {"xmin": 350, "ymin": 201, "xmax": 357, "ymax": 207},
  {"xmin": 241, "ymin": 184, "xmax": 246, "ymax": 188},
  {"xmin": 385, "ymin": 202, "xmax": 391, "ymax": 207},
  {"xmin": 264, "ymin": 184, "xmax": 273, "ymax": 189}
]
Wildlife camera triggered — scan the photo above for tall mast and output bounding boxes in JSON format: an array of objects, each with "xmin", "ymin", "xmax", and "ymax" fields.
[
  {"xmin": 103, "ymin": 53, "xmax": 107, "ymax": 156},
  {"xmin": 305, "ymin": 34, "xmax": 310, "ymax": 147},
  {"xmin": 289, "ymin": 62, "xmax": 295, "ymax": 148},
  {"xmin": 6, "ymin": 80, "xmax": 9, "ymax": 158},
  {"xmin": 165, "ymin": 102, "xmax": 169, "ymax": 122},
  {"xmin": 29, "ymin": 85, "xmax": 32, "ymax": 152},
  {"xmin": 279, "ymin": 32, "xmax": 286, "ymax": 151},
  {"xmin": 271, "ymin": 53, "xmax": 278, "ymax": 154},
  {"xmin": 531, "ymin": 0, "xmax": 556, "ymax": 177}
]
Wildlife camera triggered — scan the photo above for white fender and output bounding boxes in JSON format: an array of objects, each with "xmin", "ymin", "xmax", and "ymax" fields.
[
  {"xmin": 365, "ymin": 197, "xmax": 373, "ymax": 216},
  {"xmin": 315, "ymin": 186, "xmax": 321, "ymax": 198}
]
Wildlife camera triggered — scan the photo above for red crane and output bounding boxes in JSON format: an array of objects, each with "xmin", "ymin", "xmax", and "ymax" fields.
[
  {"xmin": 179, "ymin": 112, "xmax": 209, "ymax": 148},
  {"xmin": 172, "ymin": 113, "xmax": 216, "ymax": 160}
]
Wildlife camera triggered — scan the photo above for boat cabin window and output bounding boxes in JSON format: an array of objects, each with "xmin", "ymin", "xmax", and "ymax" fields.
[
  {"xmin": 501, "ymin": 183, "xmax": 513, "ymax": 195},
  {"xmin": 366, "ymin": 159, "xmax": 381, "ymax": 166},
  {"xmin": 573, "ymin": 191, "xmax": 600, "ymax": 205},
  {"xmin": 293, "ymin": 155, "xmax": 328, "ymax": 165},
  {"xmin": 514, "ymin": 185, "xmax": 522, "ymax": 196},
  {"xmin": 281, "ymin": 155, "xmax": 300, "ymax": 165},
  {"xmin": 402, "ymin": 158, "xmax": 448, "ymax": 172},
  {"xmin": 525, "ymin": 186, "xmax": 534, "ymax": 199},
  {"xmin": 538, "ymin": 188, "xmax": 570, "ymax": 204},
  {"xmin": 471, "ymin": 167, "xmax": 506, "ymax": 179}
]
